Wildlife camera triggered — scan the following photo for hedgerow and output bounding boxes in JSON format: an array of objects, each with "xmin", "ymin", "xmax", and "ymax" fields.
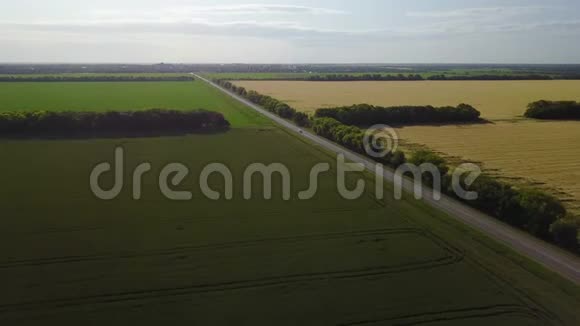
[{"xmin": 0, "ymin": 109, "xmax": 229, "ymax": 136}]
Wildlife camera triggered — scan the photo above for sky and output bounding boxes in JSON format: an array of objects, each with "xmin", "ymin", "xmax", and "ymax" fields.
[{"xmin": 1, "ymin": 0, "xmax": 579, "ymax": 63}]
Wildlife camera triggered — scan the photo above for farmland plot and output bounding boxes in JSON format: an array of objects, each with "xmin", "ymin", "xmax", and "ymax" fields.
[
  {"xmin": 396, "ymin": 121, "xmax": 580, "ymax": 211},
  {"xmin": 0, "ymin": 129, "xmax": 575, "ymax": 325},
  {"xmin": 0, "ymin": 81, "xmax": 269, "ymax": 127},
  {"xmin": 233, "ymin": 80, "xmax": 580, "ymax": 120},
  {"xmin": 0, "ymin": 81, "xmax": 577, "ymax": 325}
]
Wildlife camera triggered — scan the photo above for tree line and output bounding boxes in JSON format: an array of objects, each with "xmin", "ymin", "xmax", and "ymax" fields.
[
  {"xmin": 427, "ymin": 74, "xmax": 553, "ymax": 81},
  {"xmin": 307, "ymin": 74, "xmax": 423, "ymax": 81},
  {"xmin": 0, "ymin": 76, "xmax": 195, "ymax": 82},
  {"xmin": 525, "ymin": 100, "xmax": 580, "ymax": 120},
  {"xmin": 315, "ymin": 104, "xmax": 482, "ymax": 126},
  {"xmin": 221, "ymin": 74, "xmax": 563, "ymax": 82},
  {"xmin": 312, "ymin": 117, "xmax": 578, "ymax": 252},
  {"xmin": 0, "ymin": 109, "xmax": 229, "ymax": 137},
  {"xmin": 305, "ymin": 74, "xmax": 556, "ymax": 81},
  {"xmin": 312, "ymin": 117, "xmax": 407, "ymax": 168},
  {"xmin": 3, "ymin": 63, "xmax": 580, "ymax": 76},
  {"xmin": 215, "ymin": 79, "xmax": 310, "ymax": 127},
  {"xmin": 413, "ymin": 151, "xmax": 577, "ymax": 251}
]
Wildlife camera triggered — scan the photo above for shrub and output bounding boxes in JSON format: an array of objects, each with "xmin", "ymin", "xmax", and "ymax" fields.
[
  {"xmin": 451, "ymin": 173, "xmax": 568, "ymax": 242},
  {"xmin": 293, "ymin": 112, "xmax": 310, "ymax": 127},
  {"xmin": 525, "ymin": 100, "xmax": 580, "ymax": 120},
  {"xmin": 550, "ymin": 219, "xmax": 579, "ymax": 251},
  {"xmin": 408, "ymin": 150, "xmax": 449, "ymax": 174},
  {"xmin": 389, "ymin": 151, "xmax": 406, "ymax": 167},
  {"xmin": 517, "ymin": 190, "xmax": 566, "ymax": 239}
]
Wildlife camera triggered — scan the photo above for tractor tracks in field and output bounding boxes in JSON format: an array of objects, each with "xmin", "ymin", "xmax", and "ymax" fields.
[
  {"xmin": 0, "ymin": 228, "xmax": 459, "ymax": 269},
  {"xmin": 339, "ymin": 303, "xmax": 558, "ymax": 326},
  {"xmin": 0, "ymin": 228, "xmax": 464, "ymax": 314}
]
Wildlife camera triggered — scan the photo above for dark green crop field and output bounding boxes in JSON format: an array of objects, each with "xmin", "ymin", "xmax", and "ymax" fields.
[{"xmin": 0, "ymin": 81, "xmax": 577, "ymax": 325}]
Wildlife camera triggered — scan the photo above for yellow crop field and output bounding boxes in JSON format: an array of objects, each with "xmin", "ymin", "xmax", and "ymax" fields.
[
  {"xmin": 235, "ymin": 80, "xmax": 580, "ymax": 211},
  {"xmin": 396, "ymin": 121, "xmax": 580, "ymax": 211},
  {"xmin": 233, "ymin": 80, "xmax": 580, "ymax": 120}
]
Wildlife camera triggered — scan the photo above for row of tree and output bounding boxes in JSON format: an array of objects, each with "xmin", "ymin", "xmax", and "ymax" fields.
[
  {"xmin": 3, "ymin": 63, "xmax": 580, "ymax": 76},
  {"xmin": 307, "ymin": 74, "xmax": 424, "ymax": 81},
  {"xmin": 411, "ymin": 151, "xmax": 577, "ymax": 250},
  {"xmin": 312, "ymin": 117, "xmax": 407, "ymax": 168},
  {"xmin": 0, "ymin": 109, "xmax": 230, "ymax": 136},
  {"xmin": 215, "ymin": 79, "xmax": 310, "ymax": 127},
  {"xmin": 312, "ymin": 117, "xmax": 578, "ymax": 252},
  {"xmin": 0, "ymin": 76, "xmax": 195, "ymax": 82},
  {"xmin": 525, "ymin": 100, "xmax": 580, "ymax": 120},
  {"xmin": 315, "ymin": 104, "xmax": 482, "ymax": 126},
  {"xmin": 304, "ymin": 74, "xmax": 556, "ymax": 81},
  {"xmin": 427, "ymin": 74, "xmax": 553, "ymax": 81}
]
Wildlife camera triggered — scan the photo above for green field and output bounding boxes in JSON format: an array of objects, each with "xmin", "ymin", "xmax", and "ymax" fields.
[
  {"xmin": 0, "ymin": 81, "xmax": 268, "ymax": 127},
  {"xmin": 0, "ymin": 81, "xmax": 578, "ymax": 325},
  {"xmin": 0, "ymin": 73, "xmax": 193, "ymax": 78}
]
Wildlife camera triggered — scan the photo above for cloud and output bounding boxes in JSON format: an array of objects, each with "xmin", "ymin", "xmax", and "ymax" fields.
[
  {"xmin": 182, "ymin": 4, "xmax": 346, "ymax": 15},
  {"xmin": 3, "ymin": 17, "xmax": 579, "ymax": 44},
  {"xmin": 402, "ymin": 6, "xmax": 580, "ymax": 36},
  {"xmin": 1, "ymin": 4, "xmax": 578, "ymax": 47},
  {"xmin": 91, "ymin": 4, "xmax": 345, "ymax": 22},
  {"xmin": 0, "ymin": 20, "xmax": 351, "ymax": 41},
  {"xmin": 489, "ymin": 20, "xmax": 580, "ymax": 33},
  {"xmin": 407, "ymin": 6, "xmax": 548, "ymax": 19}
]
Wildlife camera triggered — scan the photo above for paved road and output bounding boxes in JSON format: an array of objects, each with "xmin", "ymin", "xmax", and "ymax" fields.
[{"xmin": 194, "ymin": 74, "xmax": 580, "ymax": 284}]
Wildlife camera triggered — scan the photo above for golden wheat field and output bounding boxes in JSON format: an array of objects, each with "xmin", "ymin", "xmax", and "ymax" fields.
[
  {"xmin": 396, "ymin": 120, "xmax": 580, "ymax": 211},
  {"xmin": 233, "ymin": 80, "xmax": 580, "ymax": 120}
]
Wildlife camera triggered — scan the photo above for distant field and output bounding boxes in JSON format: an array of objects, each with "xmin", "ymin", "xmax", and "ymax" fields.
[
  {"xmin": 204, "ymin": 69, "xmax": 555, "ymax": 81},
  {"xmin": 206, "ymin": 72, "xmax": 463, "ymax": 80},
  {"xmin": 0, "ymin": 81, "xmax": 268, "ymax": 127},
  {"xmin": 204, "ymin": 72, "xmax": 316, "ymax": 80},
  {"xmin": 0, "ymin": 80, "xmax": 578, "ymax": 324},
  {"xmin": 397, "ymin": 121, "xmax": 580, "ymax": 212},
  {"xmin": 0, "ymin": 73, "xmax": 192, "ymax": 78},
  {"xmin": 233, "ymin": 80, "xmax": 580, "ymax": 120}
]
